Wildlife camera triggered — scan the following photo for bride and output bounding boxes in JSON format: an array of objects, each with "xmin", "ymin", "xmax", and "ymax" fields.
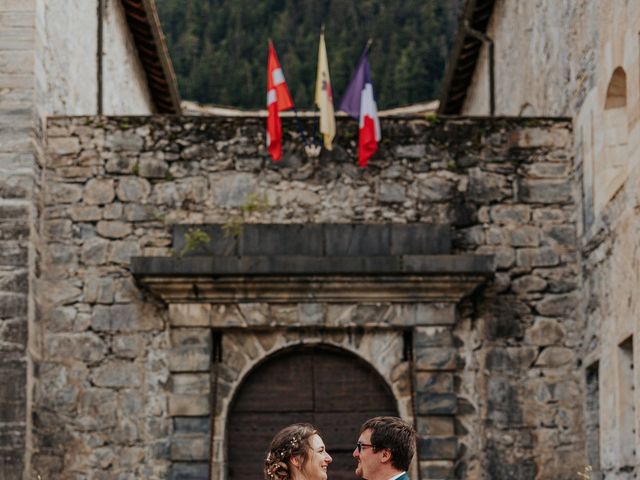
[{"xmin": 264, "ymin": 423, "xmax": 333, "ymax": 480}]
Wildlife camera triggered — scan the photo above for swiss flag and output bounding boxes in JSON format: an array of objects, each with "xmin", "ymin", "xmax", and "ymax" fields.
[{"xmin": 266, "ymin": 41, "xmax": 294, "ymax": 162}]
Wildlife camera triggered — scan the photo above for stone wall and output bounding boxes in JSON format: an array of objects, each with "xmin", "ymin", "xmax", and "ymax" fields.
[
  {"xmin": 0, "ymin": 2, "xmax": 38, "ymax": 478},
  {"xmin": 461, "ymin": 1, "xmax": 640, "ymax": 476},
  {"xmin": 33, "ymin": 115, "xmax": 581, "ymax": 479}
]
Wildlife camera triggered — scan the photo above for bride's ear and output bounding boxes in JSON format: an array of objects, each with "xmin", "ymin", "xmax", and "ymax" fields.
[{"xmin": 290, "ymin": 455, "xmax": 302, "ymax": 469}]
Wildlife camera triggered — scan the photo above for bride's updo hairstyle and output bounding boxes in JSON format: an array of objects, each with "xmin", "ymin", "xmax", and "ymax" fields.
[{"xmin": 264, "ymin": 423, "xmax": 318, "ymax": 480}]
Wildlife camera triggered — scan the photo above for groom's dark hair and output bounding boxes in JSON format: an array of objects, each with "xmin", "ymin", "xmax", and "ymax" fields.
[{"xmin": 360, "ymin": 416, "xmax": 416, "ymax": 471}]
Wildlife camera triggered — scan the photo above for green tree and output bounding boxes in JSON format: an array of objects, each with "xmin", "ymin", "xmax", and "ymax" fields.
[{"xmin": 156, "ymin": 0, "xmax": 462, "ymax": 109}]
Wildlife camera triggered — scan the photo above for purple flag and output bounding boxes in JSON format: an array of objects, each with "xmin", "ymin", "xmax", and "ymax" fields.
[{"xmin": 338, "ymin": 48, "xmax": 372, "ymax": 119}]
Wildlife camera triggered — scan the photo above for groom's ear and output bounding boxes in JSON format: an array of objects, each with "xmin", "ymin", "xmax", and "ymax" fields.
[{"xmin": 380, "ymin": 449, "xmax": 392, "ymax": 464}]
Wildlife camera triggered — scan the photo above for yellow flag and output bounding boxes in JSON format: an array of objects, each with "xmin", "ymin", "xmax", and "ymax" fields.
[{"xmin": 315, "ymin": 32, "xmax": 336, "ymax": 150}]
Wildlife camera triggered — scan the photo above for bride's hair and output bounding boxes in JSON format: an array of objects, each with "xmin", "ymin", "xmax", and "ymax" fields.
[{"xmin": 264, "ymin": 423, "xmax": 318, "ymax": 480}]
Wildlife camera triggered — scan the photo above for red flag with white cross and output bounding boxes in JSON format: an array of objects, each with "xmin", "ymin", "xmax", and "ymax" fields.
[{"xmin": 266, "ymin": 41, "xmax": 294, "ymax": 162}]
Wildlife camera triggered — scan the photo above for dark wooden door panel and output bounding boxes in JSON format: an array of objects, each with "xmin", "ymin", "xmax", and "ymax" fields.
[
  {"xmin": 313, "ymin": 354, "xmax": 397, "ymax": 412},
  {"xmin": 231, "ymin": 352, "xmax": 314, "ymax": 412},
  {"xmin": 227, "ymin": 347, "xmax": 400, "ymax": 480}
]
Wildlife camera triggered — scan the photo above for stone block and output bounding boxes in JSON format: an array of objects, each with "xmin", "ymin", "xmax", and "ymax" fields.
[
  {"xmin": 416, "ymin": 371, "xmax": 454, "ymax": 393},
  {"xmin": 112, "ymin": 334, "xmax": 145, "ymax": 358},
  {"xmin": 414, "ymin": 327, "xmax": 454, "ymax": 348},
  {"xmin": 511, "ymin": 275, "xmax": 546, "ymax": 294},
  {"xmin": 419, "ymin": 460, "xmax": 455, "ymax": 479},
  {"xmin": 0, "ymin": 360, "xmax": 26, "ymax": 422},
  {"xmin": 45, "ymin": 333, "xmax": 107, "ymax": 363},
  {"xmin": 524, "ymin": 317, "xmax": 565, "ymax": 346},
  {"xmin": 490, "ymin": 205, "xmax": 531, "ymax": 225},
  {"xmin": 83, "ymin": 178, "xmax": 115, "ymax": 205},
  {"xmin": 83, "ymin": 276, "xmax": 115, "ymax": 304},
  {"xmin": 544, "ymin": 225, "xmax": 576, "ymax": 246},
  {"xmin": 508, "ymin": 226, "xmax": 541, "ymax": 247},
  {"xmin": 90, "ymin": 360, "xmax": 142, "ymax": 387},
  {"xmin": 170, "ymin": 462, "xmax": 209, "ymax": 480},
  {"xmin": 211, "ymin": 304, "xmax": 245, "ymax": 327},
  {"xmin": 170, "ymin": 434, "xmax": 210, "ymax": 461},
  {"xmin": 139, "ymin": 157, "xmax": 169, "ymax": 178},
  {"xmin": 484, "ymin": 347, "xmax": 538, "ymax": 373},
  {"xmin": 468, "ymin": 168, "xmax": 508, "ymax": 203},
  {"xmin": 209, "ymin": 172, "xmax": 256, "ymax": 208},
  {"xmin": 0, "ymin": 318, "xmax": 27, "ymax": 347},
  {"xmin": 102, "ymin": 202, "xmax": 123, "ymax": 220},
  {"xmin": 49, "ymin": 137, "xmax": 80, "ymax": 155},
  {"xmin": 81, "ymin": 237, "xmax": 110, "ymax": 265},
  {"xmin": 415, "ymin": 347, "xmax": 456, "ymax": 371},
  {"xmin": 108, "ymin": 240, "xmax": 141, "ymax": 264},
  {"xmin": 298, "ymin": 303, "xmax": 325, "ymax": 325},
  {"xmin": 516, "ymin": 127, "xmax": 570, "ymax": 148},
  {"xmin": 379, "ymin": 181, "xmax": 406, "ymax": 203},
  {"xmin": 415, "ymin": 303, "xmax": 456, "ymax": 326},
  {"xmin": 516, "ymin": 179, "xmax": 572, "ymax": 204},
  {"xmin": 535, "ymin": 293, "xmax": 577, "ymax": 317},
  {"xmin": 390, "ymin": 224, "xmax": 451, "ymax": 254},
  {"xmin": 174, "ymin": 417, "xmax": 211, "ymax": 435},
  {"xmin": 116, "ymin": 177, "xmax": 151, "ymax": 202},
  {"xmin": 91, "ymin": 303, "xmax": 162, "ymax": 332},
  {"xmin": 516, "ymin": 247, "xmax": 559, "ymax": 269},
  {"xmin": 416, "ymin": 393, "xmax": 457, "ymax": 415},
  {"xmin": 171, "ymin": 373, "xmax": 211, "ymax": 395},
  {"xmin": 416, "ymin": 416, "xmax": 455, "ymax": 437},
  {"xmin": 395, "ymin": 144, "xmax": 426, "ymax": 158},
  {"xmin": 325, "ymin": 224, "xmax": 390, "ymax": 256},
  {"xmin": 105, "ymin": 131, "xmax": 144, "ymax": 151},
  {"xmin": 46, "ymin": 182, "xmax": 83, "ymax": 204},
  {"xmin": 418, "ymin": 437, "xmax": 458, "ymax": 460},
  {"xmin": 169, "ymin": 395, "xmax": 210, "ymax": 416},
  {"xmin": 96, "ymin": 220, "xmax": 132, "ymax": 239},
  {"xmin": 169, "ymin": 328, "xmax": 211, "ymax": 372},
  {"xmin": 69, "ymin": 205, "xmax": 102, "ymax": 221},
  {"xmin": 417, "ymin": 176, "xmax": 456, "ymax": 201},
  {"xmin": 535, "ymin": 346, "xmax": 574, "ymax": 367},
  {"xmin": 169, "ymin": 303, "xmax": 212, "ymax": 327},
  {"xmin": 476, "ymin": 245, "xmax": 514, "ymax": 269},
  {"xmin": 0, "ymin": 292, "xmax": 27, "ymax": 317},
  {"xmin": 0, "ymin": 270, "xmax": 27, "ymax": 293},
  {"xmin": 241, "ymin": 224, "xmax": 324, "ymax": 256}
]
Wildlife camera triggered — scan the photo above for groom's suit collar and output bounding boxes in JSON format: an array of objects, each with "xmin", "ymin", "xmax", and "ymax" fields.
[{"xmin": 388, "ymin": 472, "xmax": 409, "ymax": 480}]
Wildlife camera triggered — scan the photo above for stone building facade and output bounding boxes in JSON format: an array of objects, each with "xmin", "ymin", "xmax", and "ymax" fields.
[
  {"xmin": 440, "ymin": 1, "xmax": 640, "ymax": 477},
  {"xmin": 15, "ymin": 114, "xmax": 581, "ymax": 479},
  {"xmin": 0, "ymin": 0, "xmax": 179, "ymax": 477}
]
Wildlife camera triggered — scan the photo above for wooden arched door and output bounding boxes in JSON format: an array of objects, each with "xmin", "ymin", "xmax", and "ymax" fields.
[{"xmin": 227, "ymin": 346, "xmax": 399, "ymax": 480}]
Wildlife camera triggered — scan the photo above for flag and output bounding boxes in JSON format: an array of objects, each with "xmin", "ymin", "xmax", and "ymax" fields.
[
  {"xmin": 266, "ymin": 40, "xmax": 294, "ymax": 161},
  {"xmin": 315, "ymin": 31, "xmax": 335, "ymax": 150},
  {"xmin": 339, "ymin": 46, "xmax": 381, "ymax": 167}
]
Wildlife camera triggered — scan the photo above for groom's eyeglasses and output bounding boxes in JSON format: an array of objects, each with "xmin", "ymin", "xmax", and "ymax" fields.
[{"xmin": 356, "ymin": 442, "xmax": 375, "ymax": 453}]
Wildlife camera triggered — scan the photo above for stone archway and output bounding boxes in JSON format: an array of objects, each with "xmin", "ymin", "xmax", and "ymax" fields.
[{"xmin": 226, "ymin": 345, "xmax": 398, "ymax": 480}]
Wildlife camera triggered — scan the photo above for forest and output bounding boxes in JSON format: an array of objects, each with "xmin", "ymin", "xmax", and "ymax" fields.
[{"xmin": 156, "ymin": 0, "xmax": 462, "ymax": 110}]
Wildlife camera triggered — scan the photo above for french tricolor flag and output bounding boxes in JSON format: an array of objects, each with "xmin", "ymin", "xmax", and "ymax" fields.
[{"xmin": 339, "ymin": 45, "xmax": 381, "ymax": 167}]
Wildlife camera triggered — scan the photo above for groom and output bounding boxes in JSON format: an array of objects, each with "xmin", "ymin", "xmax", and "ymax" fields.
[{"xmin": 353, "ymin": 416, "xmax": 416, "ymax": 480}]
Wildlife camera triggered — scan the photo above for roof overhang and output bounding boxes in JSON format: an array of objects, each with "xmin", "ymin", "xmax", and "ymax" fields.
[
  {"xmin": 120, "ymin": 0, "xmax": 182, "ymax": 114},
  {"xmin": 438, "ymin": 0, "xmax": 496, "ymax": 115}
]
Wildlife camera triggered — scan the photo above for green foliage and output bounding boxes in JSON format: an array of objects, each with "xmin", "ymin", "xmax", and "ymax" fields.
[
  {"xmin": 156, "ymin": 0, "xmax": 462, "ymax": 109},
  {"xmin": 222, "ymin": 193, "xmax": 269, "ymax": 238},
  {"xmin": 176, "ymin": 227, "xmax": 211, "ymax": 256}
]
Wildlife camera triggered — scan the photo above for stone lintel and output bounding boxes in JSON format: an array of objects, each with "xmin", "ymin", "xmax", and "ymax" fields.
[
  {"xmin": 172, "ymin": 223, "xmax": 453, "ymax": 256},
  {"xmin": 132, "ymin": 254, "xmax": 492, "ymax": 304}
]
